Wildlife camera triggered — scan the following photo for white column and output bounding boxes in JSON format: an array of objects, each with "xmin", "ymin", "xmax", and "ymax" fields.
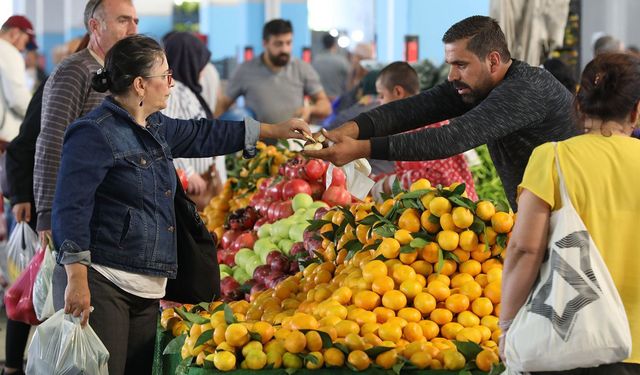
[{"xmin": 265, "ymin": 0, "xmax": 280, "ymax": 21}]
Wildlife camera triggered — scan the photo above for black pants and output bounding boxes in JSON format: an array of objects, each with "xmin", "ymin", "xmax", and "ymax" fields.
[
  {"xmin": 53, "ymin": 265, "xmax": 159, "ymax": 375},
  {"xmin": 534, "ymin": 362, "xmax": 640, "ymax": 375},
  {"xmin": 5, "ymin": 318, "xmax": 31, "ymax": 369}
]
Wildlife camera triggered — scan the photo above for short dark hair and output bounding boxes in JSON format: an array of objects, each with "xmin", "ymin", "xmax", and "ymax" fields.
[
  {"xmin": 576, "ymin": 53, "xmax": 640, "ymax": 123},
  {"xmin": 593, "ymin": 35, "xmax": 622, "ymax": 56},
  {"xmin": 263, "ymin": 19, "xmax": 292, "ymax": 41},
  {"xmin": 322, "ymin": 33, "xmax": 336, "ymax": 50},
  {"xmin": 377, "ymin": 62, "xmax": 420, "ymax": 95},
  {"xmin": 91, "ymin": 35, "xmax": 165, "ymax": 95},
  {"xmin": 442, "ymin": 16, "xmax": 511, "ymax": 62}
]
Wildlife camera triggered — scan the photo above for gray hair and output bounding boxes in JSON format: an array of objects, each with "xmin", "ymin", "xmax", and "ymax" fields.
[
  {"xmin": 594, "ymin": 35, "xmax": 623, "ymax": 56},
  {"xmin": 84, "ymin": 0, "xmax": 103, "ymax": 31}
]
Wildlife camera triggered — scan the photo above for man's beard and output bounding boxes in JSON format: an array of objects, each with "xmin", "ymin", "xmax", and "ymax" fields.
[
  {"xmin": 452, "ymin": 80, "xmax": 492, "ymax": 104},
  {"xmin": 268, "ymin": 52, "xmax": 290, "ymax": 67}
]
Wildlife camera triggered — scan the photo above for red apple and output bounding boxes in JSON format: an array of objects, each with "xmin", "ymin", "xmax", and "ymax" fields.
[
  {"xmin": 308, "ymin": 180, "xmax": 324, "ymax": 200},
  {"xmin": 304, "ymin": 159, "xmax": 325, "ymax": 180},
  {"xmin": 288, "ymin": 260, "xmax": 300, "ymax": 274},
  {"xmin": 220, "ymin": 276, "xmax": 240, "ymax": 296},
  {"xmin": 264, "ymin": 271, "xmax": 285, "ymax": 289},
  {"xmin": 230, "ymin": 231, "xmax": 257, "ymax": 252},
  {"xmin": 322, "ymin": 185, "xmax": 351, "ymax": 206},
  {"xmin": 221, "ymin": 230, "xmax": 242, "ymax": 249},
  {"xmin": 275, "ymin": 200, "xmax": 294, "ymax": 220},
  {"xmin": 266, "ymin": 201, "xmax": 279, "ymax": 222},
  {"xmin": 253, "ymin": 265, "xmax": 272, "ymax": 284},
  {"xmin": 282, "ymin": 179, "xmax": 312, "ymax": 200},
  {"xmin": 268, "ymin": 252, "xmax": 290, "ymax": 273},
  {"xmin": 330, "ymin": 168, "xmax": 346, "ymax": 188},
  {"xmin": 266, "ymin": 181, "xmax": 283, "ymax": 201},
  {"xmin": 253, "ymin": 217, "xmax": 269, "ymax": 231},
  {"xmin": 290, "ymin": 242, "xmax": 306, "ymax": 257},
  {"xmin": 314, "ymin": 207, "xmax": 330, "ymax": 220},
  {"xmin": 250, "ymin": 282, "xmax": 267, "ymax": 296}
]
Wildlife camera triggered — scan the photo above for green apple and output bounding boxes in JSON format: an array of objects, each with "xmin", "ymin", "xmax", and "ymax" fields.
[
  {"xmin": 292, "ymin": 193, "xmax": 313, "ymax": 211},
  {"xmin": 234, "ymin": 248, "xmax": 254, "ymax": 267},
  {"xmin": 309, "ymin": 201, "xmax": 329, "ymax": 210},
  {"xmin": 254, "ymin": 238, "xmax": 277, "ymax": 255},
  {"xmin": 271, "ymin": 219, "xmax": 293, "ymax": 239},
  {"xmin": 246, "ymin": 257, "xmax": 262, "ymax": 276},
  {"xmin": 233, "ymin": 267, "xmax": 251, "ymax": 284},
  {"xmin": 219, "ymin": 264, "xmax": 232, "ymax": 275},
  {"xmin": 257, "ymin": 223, "xmax": 272, "ymax": 238},
  {"xmin": 220, "ymin": 271, "xmax": 231, "ymax": 279},
  {"xmin": 288, "ymin": 223, "xmax": 308, "ymax": 242},
  {"xmin": 278, "ymin": 238, "xmax": 295, "ymax": 255}
]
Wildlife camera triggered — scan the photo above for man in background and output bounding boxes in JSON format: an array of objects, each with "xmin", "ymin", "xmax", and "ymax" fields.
[
  {"xmin": 216, "ymin": 19, "xmax": 331, "ymax": 124},
  {"xmin": 0, "ymin": 15, "xmax": 37, "ymax": 145},
  {"xmin": 313, "ymin": 33, "xmax": 350, "ymax": 101}
]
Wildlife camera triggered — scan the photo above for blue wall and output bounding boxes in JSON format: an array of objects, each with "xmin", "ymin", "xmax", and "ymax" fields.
[
  {"xmin": 376, "ymin": 0, "xmax": 489, "ymax": 64},
  {"xmin": 138, "ymin": 14, "xmax": 174, "ymax": 41},
  {"xmin": 281, "ymin": 2, "xmax": 311, "ymax": 55},
  {"xmin": 42, "ymin": 32, "xmax": 65, "ymax": 73}
]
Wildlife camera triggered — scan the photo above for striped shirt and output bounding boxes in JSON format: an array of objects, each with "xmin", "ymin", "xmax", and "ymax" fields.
[
  {"xmin": 34, "ymin": 48, "xmax": 106, "ymax": 230},
  {"xmin": 356, "ymin": 60, "xmax": 578, "ymax": 209}
]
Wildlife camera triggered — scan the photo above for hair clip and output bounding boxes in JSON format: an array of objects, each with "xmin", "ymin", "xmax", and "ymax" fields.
[{"xmin": 594, "ymin": 73, "xmax": 602, "ymax": 86}]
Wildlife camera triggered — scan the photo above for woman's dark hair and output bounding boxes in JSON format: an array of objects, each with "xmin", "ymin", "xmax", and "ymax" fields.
[
  {"xmin": 576, "ymin": 53, "xmax": 640, "ymax": 123},
  {"xmin": 91, "ymin": 35, "xmax": 165, "ymax": 95},
  {"xmin": 543, "ymin": 58, "xmax": 577, "ymax": 94}
]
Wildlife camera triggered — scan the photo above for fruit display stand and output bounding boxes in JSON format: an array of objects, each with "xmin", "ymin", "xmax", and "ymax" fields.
[{"xmin": 156, "ymin": 151, "xmax": 511, "ymax": 375}]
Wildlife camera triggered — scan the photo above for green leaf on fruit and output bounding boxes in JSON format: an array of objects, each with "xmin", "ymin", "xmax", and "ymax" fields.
[
  {"xmin": 284, "ymin": 368, "xmax": 298, "ymax": 375},
  {"xmin": 428, "ymin": 214, "xmax": 440, "ymax": 224},
  {"xmin": 444, "ymin": 251, "xmax": 460, "ymax": 263},
  {"xmin": 392, "ymin": 360, "xmax": 405, "ymax": 375},
  {"xmin": 457, "ymin": 370, "xmax": 473, "ymax": 375},
  {"xmin": 359, "ymin": 214, "xmax": 379, "ymax": 226},
  {"xmin": 195, "ymin": 329, "xmax": 214, "ymax": 348},
  {"xmin": 399, "ymin": 245, "xmax": 416, "ymax": 254},
  {"xmin": 339, "ymin": 206, "xmax": 357, "ymax": 228},
  {"xmin": 249, "ymin": 331, "xmax": 262, "ymax": 342},
  {"xmin": 333, "ymin": 342, "xmax": 349, "ymax": 355},
  {"xmin": 163, "ymin": 334, "xmax": 186, "ymax": 355},
  {"xmin": 374, "ymin": 224, "xmax": 396, "ymax": 238},
  {"xmin": 449, "ymin": 195, "xmax": 476, "ymax": 211},
  {"xmin": 211, "ymin": 303, "xmax": 226, "ymax": 315},
  {"xmin": 470, "ymin": 217, "xmax": 486, "ymax": 234},
  {"xmin": 489, "ymin": 362, "xmax": 507, "ymax": 375},
  {"xmin": 322, "ymin": 230, "xmax": 335, "ymax": 242},
  {"xmin": 496, "ymin": 233, "xmax": 508, "ymax": 249},
  {"xmin": 198, "ymin": 302, "xmax": 210, "ymax": 311},
  {"xmin": 306, "ymin": 219, "xmax": 331, "ymax": 232},
  {"xmin": 174, "ymin": 308, "xmax": 209, "ymax": 325},
  {"xmin": 454, "ymin": 340, "xmax": 483, "ymax": 361},
  {"xmin": 223, "ymin": 304, "xmax": 238, "ymax": 325},
  {"xmin": 391, "ymin": 178, "xmax": 403, "ymax": 196},
  {"xmin": 495, "ymin": 199, "xmax": 511, "ymax": 214},
  {"xmin": 203, "ymin": 359, "xmax": 215, "ymax": 369},
  {"xmin": 398, "ymin": 189, "xmax": 432, "ymax": 200},
  {"xmin": 363, "ymin": 239, "xmax": 382, "ymax": 251},
  {"xmin": 409, "ymin": 237, "xmax": 429, "ymax": 248},
  {"xmin": 483, "ymin": 226, "xmax": 491, "ymax": 252},
  {"xmin": 365, "ymin": 345, "xmax": 394, "ymax": 357},
  {"xmin": 412, "ymin": 231, "xmax": 435, "ymax": 242},
  {"xmin": 303, "ymin": 353, "xmax": 319, "ymax": 365},
  {"xmin": 436, "ymin": 247, "xmax": 444, "ymax": 275},
  {"xmin": 344, "ymin": 239, "xmax": 363, "ymax": 253},
  {"xmin": 451, "ymin": 183, "xmax": 467, "ymax": 196}
]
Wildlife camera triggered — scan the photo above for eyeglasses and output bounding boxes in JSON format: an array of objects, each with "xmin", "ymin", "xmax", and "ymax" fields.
[{"xmin": 144, "ymin": 69, "xmax": 173, "ymax": 86}]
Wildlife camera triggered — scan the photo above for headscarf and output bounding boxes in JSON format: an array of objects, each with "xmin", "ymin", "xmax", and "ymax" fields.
[{"xmin": 163, "ymin": 32, "xmax": 213, "ymax": 119}]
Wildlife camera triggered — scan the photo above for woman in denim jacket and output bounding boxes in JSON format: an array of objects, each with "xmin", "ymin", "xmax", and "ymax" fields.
[{"xmin": 50, "ymin": 35, "xmax": 309, "ymax": 374}]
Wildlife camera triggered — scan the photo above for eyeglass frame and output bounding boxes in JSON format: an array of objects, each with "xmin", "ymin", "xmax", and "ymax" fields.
[{"xmin": 143, "ymin": 69, "xmax": 174, "ymax": 86}]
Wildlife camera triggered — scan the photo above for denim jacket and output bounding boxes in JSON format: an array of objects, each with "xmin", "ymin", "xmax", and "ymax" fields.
[{"xmin": 52, "ymin": 96, "xmax": 259, "ymax": 277}]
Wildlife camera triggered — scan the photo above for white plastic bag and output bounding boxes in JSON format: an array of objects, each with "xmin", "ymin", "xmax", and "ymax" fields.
[
  {"xmin": 32, "ymin": 246, "xmax": 56, "ymax": 321},
  {"xmin": 6, "ymin": 222, "xmax": 39, "ymax": 283},
  {"xmin": 504, "ymin": 145, "xmax": 632, "ymax": 372},
  {"xmin": 27, "ymin": 309, "xmax": 110, "ymax": 375}
]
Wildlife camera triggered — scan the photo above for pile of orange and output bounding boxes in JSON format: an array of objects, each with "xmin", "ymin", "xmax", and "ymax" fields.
[{"xmin": 164, "ymin": 178, "xmax": 511, "ymax": 372}]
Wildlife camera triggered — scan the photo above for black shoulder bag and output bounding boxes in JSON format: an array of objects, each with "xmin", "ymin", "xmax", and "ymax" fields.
[{"xmin": 164, "ymin": 170, "xmax": 221, "ymax": 303}]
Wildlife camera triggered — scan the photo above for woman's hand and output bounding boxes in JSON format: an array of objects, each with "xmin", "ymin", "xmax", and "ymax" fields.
[
  {"xmin": 12, "ymin": 202, "xmax": 32, "ymax": 223},
  {"xmin": 260, "ymin": 118, "xmax": 311, "ymax": 140},
  {"xmin": 187, "ymin": 173, "xmax": 207, "ymax": 195},
  {"xmin": 64, "ymin": 263, "xmax": 92, "ymax": 326}
]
